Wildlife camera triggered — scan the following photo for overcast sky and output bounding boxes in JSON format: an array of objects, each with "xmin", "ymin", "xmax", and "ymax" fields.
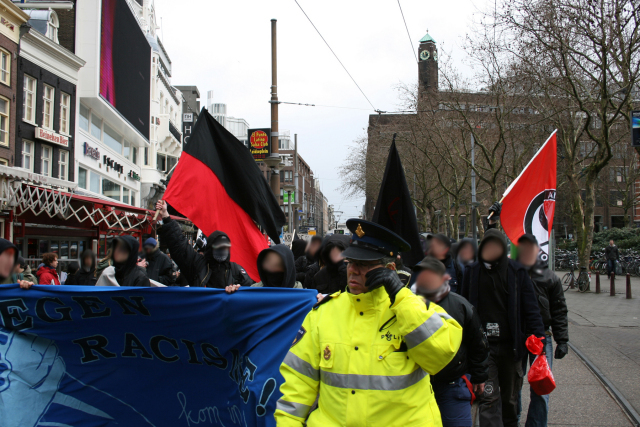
[{"xmin": 154, "ymin": 0, "xmax": 482, "ymax": 221}]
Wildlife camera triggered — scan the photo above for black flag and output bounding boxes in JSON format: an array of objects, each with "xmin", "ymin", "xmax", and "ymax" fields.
[{"xmin": 372, "ymin": 137, "xmax": 423, "ymax": 267}]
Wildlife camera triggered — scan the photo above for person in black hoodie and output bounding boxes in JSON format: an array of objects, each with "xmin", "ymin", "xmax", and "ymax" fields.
[
  {"xmin": 310, "ymin": 234, "xmax": 350, "ymax": 294},
  {"xmin": 71, "ymin": 250, "xmax": 97, "ymax": 286},
  {"xmin": 103, "ymin": 236, "xmax": 150, "ymax": 287},
  {"xmin": 291, "ymin": 239, "xmax": 307, "ymax": 261},
  {"xmin": 414, "ymin": 256, "xmax": 489, "ymax": 427},
  {"xmin": 428, "ymin": 233, "xmax": 460, "ymax": 293},
  {"xmin": 460, "ymin": 228, "xmax": 545, "ymax": 427},
  {"xmin": 156, "ymin": 200, "xmax": 253, "ymax": 288},
  {"xmin": 295, "ymin": 236, "xmax": 322, "ymax": 286},
  {"xmin": 142, "ymin": 237, "xmax": 175, "ymax": 286},
  {"xmin": 251, "ymin": 244, "xmax": 301, "ymax": 288},
  {"xmin": 63, "ymin": 262, "xmax": 80, "ymax": 285}
]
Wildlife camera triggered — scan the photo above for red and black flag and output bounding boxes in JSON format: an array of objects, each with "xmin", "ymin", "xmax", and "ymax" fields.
[
  {"xmin": 163, "ymin": 109, "xmax": 286, "ymax": 280},
  {"xmin": 372, "ymin": 137, "xmax": 424, "ymax": 267}
]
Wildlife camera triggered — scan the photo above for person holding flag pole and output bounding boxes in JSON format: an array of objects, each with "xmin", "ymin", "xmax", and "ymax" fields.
[
  {"xmin": 460, "ymin": 131, "xmax": 558, "ymax": 427},
  {"xmin": 481, "ymin": 131, "xmax": 568, "ymax": 427}
]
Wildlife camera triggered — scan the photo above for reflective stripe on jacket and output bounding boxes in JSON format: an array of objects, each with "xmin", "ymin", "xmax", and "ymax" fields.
[{"xmin": 275, "ymin": 286, "xmax": 463, "ymax": 427}]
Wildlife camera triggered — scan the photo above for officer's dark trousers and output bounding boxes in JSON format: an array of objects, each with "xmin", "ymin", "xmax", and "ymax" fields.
[{"xmin": 478, "ymin": 342, "xmax": 524, "ymax": 427}]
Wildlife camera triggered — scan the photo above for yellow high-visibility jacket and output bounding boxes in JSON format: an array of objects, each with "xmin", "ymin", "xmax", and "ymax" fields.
[{"xmin": 275, "ymin": 286, "xmax": 463, "ymax": 427}]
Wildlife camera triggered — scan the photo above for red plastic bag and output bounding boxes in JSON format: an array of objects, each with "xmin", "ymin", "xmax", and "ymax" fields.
[{"xmin": 525, "ymin": 335, "xmax": 556, "ymax": 395}]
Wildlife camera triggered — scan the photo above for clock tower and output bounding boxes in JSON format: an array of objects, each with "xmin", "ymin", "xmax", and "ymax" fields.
[{"xmin": 418, "ymin": 32, "xmax": 438, "ymax": 97}]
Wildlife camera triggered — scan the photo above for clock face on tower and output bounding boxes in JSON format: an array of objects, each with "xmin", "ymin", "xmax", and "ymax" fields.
[
  {"xmin": 433, "ymin": 51, "xmax": 438, "ymax": 61},
  {"xmin": 419, "ymin": 50, "xmax": 430, "ymax": 61}
]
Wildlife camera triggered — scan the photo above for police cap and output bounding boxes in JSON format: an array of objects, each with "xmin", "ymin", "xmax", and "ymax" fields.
[{"xmin": 342, "ymin": 219, "xmax": 411, "ymax": 261}]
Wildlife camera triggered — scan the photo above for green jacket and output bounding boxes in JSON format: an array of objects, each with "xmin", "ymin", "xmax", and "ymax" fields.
[
  {"xmin": 95, "ymin": 258, "xmax": 113, "ymax": 279},
  {"xmin": 1, "ymin": 265, "xmax": 38, "ymax": 284}
]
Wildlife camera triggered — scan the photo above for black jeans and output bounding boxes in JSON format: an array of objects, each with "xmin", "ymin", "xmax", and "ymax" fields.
[{"xmin": 478, "ymin": 342, "xmax": 524, "ymax": 427}]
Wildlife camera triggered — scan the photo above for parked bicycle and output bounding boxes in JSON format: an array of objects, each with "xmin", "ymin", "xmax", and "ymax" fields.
[{"xmin": 561, "ymin": 262, "xmax": 590, "ymax": 292}]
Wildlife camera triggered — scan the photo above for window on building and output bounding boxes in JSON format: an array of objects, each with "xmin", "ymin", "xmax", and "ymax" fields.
[
  {"xmin": 79, "ymin": 104, "xmax": 90, "ymax": 132},
  {"xmin": 90, "ymin": 172, "xmax": 100, "ymax": 193},
  {"xmin": 144, "ymin": 147, "xmax": 149, "ymax": 165},
  {"xmin": 103, "ymin": 124, "xmax": 122, "ymax": 154},
  {"xmin": 131, "ymin": 191, "xmax": 136, "ymax": 207},
  {"xmin": 611, "ymin": 215, "xmax": 625, "ymax": 229},
  {"xmin": 60, "ymin": 92, "xmax": 70, "ymax": 135},
  {"xmin": 58, "ymin": 150, "xmax": 68, "ymax": 180},
  {"xmin": 48, "ymin": 11, "xmax": 59, "ymax": 43},
  {"xmin": 91, "ymin": 113, "xmax": 102, "ymax": 140},
  {"xmin": 0, "ymin": 96, "xmax": 9, "ymax": 146},
  {"xmin": 23, "ymin": 75, "xmax": 36, "ymax": 123},
  {"xmin": 42, "ymin": 85, "xmax": 55, "ymax": 129},
  {"xmin": 157, "ymin": 153, "xmax": 166, "ymax": 172},
  {"xmin": 132, "ymin": 147, "xmax": 138, "ymax": 165},
  {"xmin": 41, "ymin": 145, "xmax": 52, "ymax": 177},
  {"xmin": 0, "ymin": 49, "xmax": 10, "ymax": 86},
  {"xmin": 167, "ymin": 155, "xmax": 177, "ymax": 172},
  {"xmin": 123, "ymin": 188, "xmax": 130, "ymax": 205},
  {"xmin": 22, "ymin": 140, "xmax": 33, "ymax": 171},
  {"xmin": 610, "ymin": 166, "xmax": 628, "ymax": 183},
  {"xmin": 78, "ymin": 167, "xmax": 87, "ymax": 189},
  {"xmin": 102, "ymin": 178, "xmax": 121, "ymax": 202}
]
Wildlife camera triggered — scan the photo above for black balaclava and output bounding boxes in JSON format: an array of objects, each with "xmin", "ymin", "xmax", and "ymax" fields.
[{"xmin": 257, "ymin": 244, "xmax": 296, "ymax": 288}]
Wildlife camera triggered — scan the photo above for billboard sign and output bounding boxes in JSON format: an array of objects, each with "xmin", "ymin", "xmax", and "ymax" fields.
[
  {"xmin": 248, "ymin": 128, "xmax": 271, "ymax": 161},
  {"xmin": 632, "ymin": 111, "xmax": 640, "ymax": 147},
  {"xmin": 100, "ymin": 0, "xmax": 151, "ymax": 140}
]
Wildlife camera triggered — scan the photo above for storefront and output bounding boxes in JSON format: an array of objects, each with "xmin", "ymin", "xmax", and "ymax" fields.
[{"xmin": 0, "ymin": 165, "xmax": 192, "ymax": 272}]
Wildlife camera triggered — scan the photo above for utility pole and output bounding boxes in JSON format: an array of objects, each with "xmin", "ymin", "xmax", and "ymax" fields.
[
  {"xmin": 471, "ymin": 134, "xmax": 478, "ymax": 242},
  {"xmin": 264, "ymin": 18, "xmax": 282, "ymax": 198}
]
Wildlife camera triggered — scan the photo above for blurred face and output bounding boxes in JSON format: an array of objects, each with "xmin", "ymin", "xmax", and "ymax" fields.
[
  {"xmin": 429, "ymin": 239, "xmax": 449, "ymax": 260},
  {"xmin": 346, "ymin": 259, "xmax": 394, "ymax": 295},
  {"xmin": 0, "ymin": 248, "xmax": 14, "ymax": 278},
  {"xmin": 13, "ymin": 264, "xmax": 23, "ymax": 274},
  {"xmin": 329, "ymin": 247, "xmax": 344, "ymax": 264},
  {"xmin": 144, "ymin": 246, "xmax": 154, "ymax": 255},
  {"xmin": 458, "ymin": 244, "xmax": 474, "ymax": 262},
  {"xmin": 481, "ymin": 240, "xmax": 504, "ymax": 262},
  {"xmin": 610, "ymin": 240, "xmax": 614, "ymax": 246},
  {"xmin": 113, "ymin": 241, "xmax": 130, "ymax": 263},
  {"xmin": 262, "ymin": 251, "xmax": 285, "ymax": 273},
  {"xmin": 83, "ymin": 255, "xmax": 93, "ymax": 268},
  {"xmin": 518, "ymin": 241, "xmax": 539, "ymax": 267},
  {"xmin": 307, "ymin": 240, "xmax": 321, "ymax": 257},
  {"xmin": 415, "ymin": 269, "xmax": 446, "ymax": 293}
]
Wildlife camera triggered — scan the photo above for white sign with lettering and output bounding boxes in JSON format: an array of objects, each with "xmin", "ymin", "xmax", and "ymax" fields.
[{"xmin": 35, "ymin": 127, "xmax": 69, "ymax": 148}]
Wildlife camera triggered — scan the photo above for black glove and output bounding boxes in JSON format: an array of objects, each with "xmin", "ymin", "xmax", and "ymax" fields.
[
  {"xmin": 554, "ymin": 342, "xmax": 569, "ymax": 359},
  {"xmin": 365, "ymin": 268, "xmax": 404, "ymax": 304},
  {"xmin": 488, "ymin": 201, "xmax": 502, "ymax": 219}
]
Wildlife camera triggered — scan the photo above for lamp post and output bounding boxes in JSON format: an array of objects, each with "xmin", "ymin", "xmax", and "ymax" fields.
[{"xmin": 435, "ymin": 210, "xmax": 442, "ymax": 233}]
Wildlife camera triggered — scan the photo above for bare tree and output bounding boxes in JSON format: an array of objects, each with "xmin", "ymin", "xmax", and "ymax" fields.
[
  {"xmin": 498, "ymin": 0, "xmax": 640, "ymax": 267},
  {"xmin": 338, "ymin": 133, "xmax": 368, "ymax": 199}
]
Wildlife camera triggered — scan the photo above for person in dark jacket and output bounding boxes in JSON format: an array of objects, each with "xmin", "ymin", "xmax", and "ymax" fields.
[
  {"xmin": 3, "ymin": 256, "xmax": 38, "ymax": 284},
  {"xmin": 291, "ymin": 239, "xmax": 307, "ymax": 261},
  {"xmin": 605, "ymin": 239, "xmax": 620, "ymax": 279},
  {"xmin": 101, "ymin": 236, "xmax": 151, "ymax": 287},
  {"xmin": 63, "ymin": 262, "xmax": 80, "ymax": 285},
  {"xmin": 414, "ymin": 256, "xmax": 489, "ymax": 427},
  {"xmin": 155, "ymin": 200, "xmax": 253, "ymax": 288},
  {"xmin": 71, "ymin": 250, "xmax": 97, "ymax": 286},
  {"xmin": 143, "ymin": 237, "xmax": 175, "ymax": 286},
  {"xmin": 294, "ymin": 236, "xmax": 322, "ymax": 286},
  {"xmin": 251, "ymin": 244, "xmax": 302, "ymax": 288},
  {"xmin": 311, "ymin": 234, "xmax": 350, "ymax": 294},
  {"xmin": 0, "ymin": 239, "xmax": 18, "ymax": 283},
  {"xmin": 428, "ymin": 233, "xmax": 460, "ymax": 293},
  {"xmin": 460, "ymin": 228, "xmax": 545, "ymax": 427},
  {"xmin": 516, "ymin": 234, "xmax": 569, "ymax": 427}
]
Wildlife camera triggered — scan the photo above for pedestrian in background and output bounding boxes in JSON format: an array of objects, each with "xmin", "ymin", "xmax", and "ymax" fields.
[
  {"xmin": 95, "ymin": 248, "xmax": 113, "ymax": 279},
  {"xmin": 37, "ymin": 253, "xmax": 61, "ymax": 285},
  {"xmin": 295, "ymin": 236, "xmax": 322, "ymax": 286},
  {"xmin": 63, "ymin": 262, "xmax": 80, "ymax": 286},
  {"xmin": 516, "ymin": 234, "xmax": 569, "ymax": 427},
  {"xmin": 96, "ymin": 236, "xmax": 150, "ymax": 287},
  {"xmin": 605, "ymin": 239, "xmax": 620, "ymax": 279},
  {"xmin": 414, "ymin": 256, "xmax": 489, "ymax": 427},
  {"xmin": 2, "ymin": 256, "xmax": 37, "ymax": 284},
  {"xmin": 460, "ymin": 224, "xmax": 545, "ymax": 427}
]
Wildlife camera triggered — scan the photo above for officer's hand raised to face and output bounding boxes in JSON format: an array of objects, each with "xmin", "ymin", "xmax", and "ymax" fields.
[{"xmin": 365, "ymin": 268, "xmax": 404, "ymax": 303}]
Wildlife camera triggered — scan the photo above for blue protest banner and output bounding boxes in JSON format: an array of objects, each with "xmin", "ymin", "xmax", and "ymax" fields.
[{"xmin": 0, "ymin": 285, "xmax": 316, "ymax": 427}]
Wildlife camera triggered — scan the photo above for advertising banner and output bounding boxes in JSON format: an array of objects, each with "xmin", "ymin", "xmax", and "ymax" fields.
[
  {"xmin": 632, "ymin": 110, "xmax": 640, "ymax": 147},
  {"xmin": 0, "ymin": 285, "xmax": 316, "ymax": 427},
  {"xmin": 248, "ymin": 128, "xmax": 271, "ymax": 161}
]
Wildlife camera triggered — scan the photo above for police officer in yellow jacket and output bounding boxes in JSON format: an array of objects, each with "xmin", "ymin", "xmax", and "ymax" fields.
[{"xmin": 275, "ymin": 219, "xmax": 463, "ymax": 427}]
